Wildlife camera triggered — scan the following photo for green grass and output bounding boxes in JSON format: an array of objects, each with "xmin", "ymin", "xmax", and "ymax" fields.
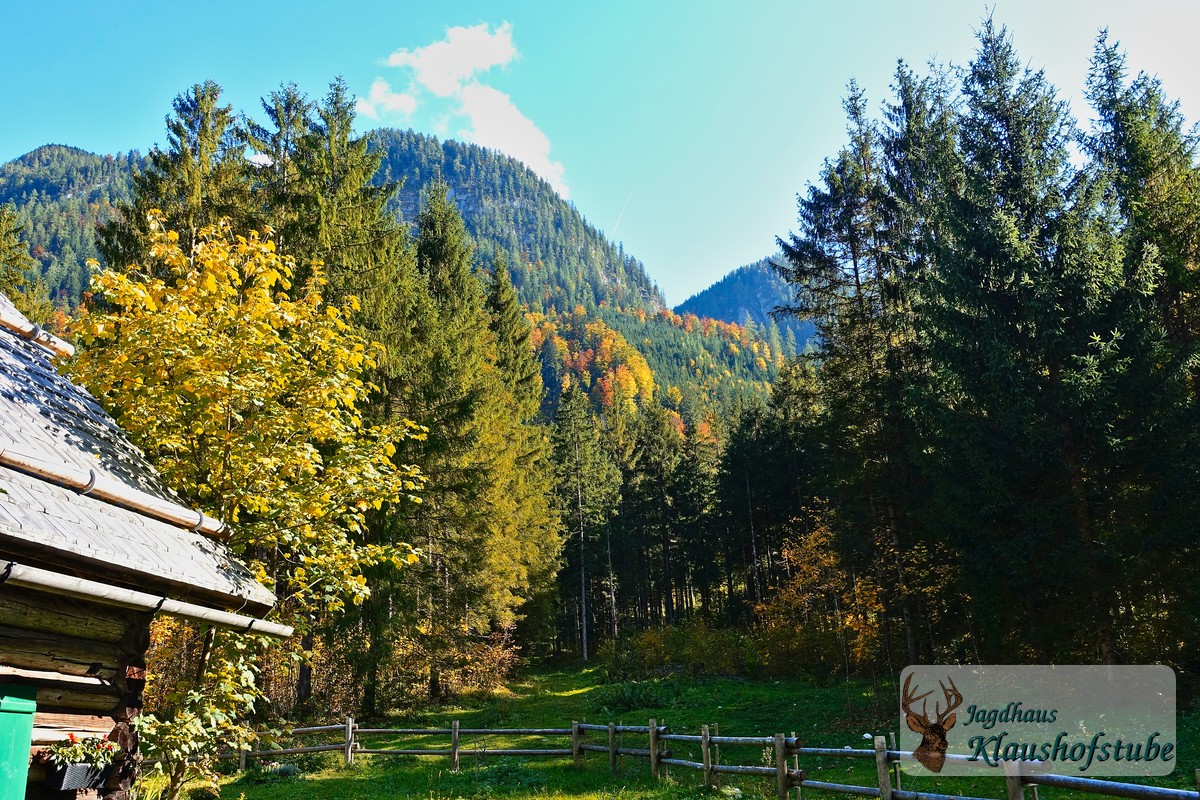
[{"xmin": 204, "ymin": 666, "xmax": 1199, "ymax": 800}]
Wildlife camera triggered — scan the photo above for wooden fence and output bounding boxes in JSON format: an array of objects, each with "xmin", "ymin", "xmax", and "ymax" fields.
[{"xmin": 228, "ymin": 719, "xmax": 1200, "ymax": 800}]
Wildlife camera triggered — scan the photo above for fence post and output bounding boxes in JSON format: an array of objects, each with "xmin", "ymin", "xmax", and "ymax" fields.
[
  {"xmin": 451, "ymin": 720, "xmax": 460, "ymax": 772},
  {"xmin": 608, "ymin": 722, "xmax": 617, "ymax": 774},
  {"xmin": 1003, "ymin": 758, "xmax": 1025, "ymax": 800},
  {"xmin": 888, "ymin": 731, "xmax": 901, "ymax": 791},
  {"xmin": 713, "ymin": 722, "xmax": 721, "ymax": 788},
  {"xmin": 344, "ymin": 715, "xmax": 355, "ymax": 766},
  {"xmin": 873, "ymin": 736, "xmax": 892, "ymax": 800},
  {"xmin": 238, "ymin": 747, "xmax": 247, "ymax": 773},
  {"xmin": 702, "ymin": 724, "xmax": 713, "ymax": 789},
  {"xmin": 571, "ymin": 721, "xmax": 582, "ymax": 767},
  {"xmin": 791, "ymin": 730, "xmax": 799, "ymax": 800},
  {"xmin": 1194, "ymin": 769, "xmax": 1199, "ymax": 795},
  {"xmin": 775, "ymin": 733, "xmax": 789, "ymax": 800},
  {"xmin": 648, "ymin": 718, "xmax": 660, "ymax": 779}
]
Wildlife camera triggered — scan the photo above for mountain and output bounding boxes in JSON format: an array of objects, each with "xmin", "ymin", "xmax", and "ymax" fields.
[
  {"xmin": 372, "ymin": 128, "xmax": 664, "ymax": 315},
  {"xmin": 0, "ymin": 145, "xmax": 139, "ymax": 302},
  {"xmin": 674, "ymin": 258, "xmax": 812, "ymax": 344},
  {"xmin": 370, "ymin": 131, "xmax": 794, "ymax": 415},
  {"xmin": 0, "ymin": 133, "xmax": 794, "ymax": 417}
]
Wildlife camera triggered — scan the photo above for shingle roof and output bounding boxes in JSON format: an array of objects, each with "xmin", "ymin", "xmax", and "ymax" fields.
[{"xmin": 0, "ymin": 292, "xmax": 275, "ymax": 613}]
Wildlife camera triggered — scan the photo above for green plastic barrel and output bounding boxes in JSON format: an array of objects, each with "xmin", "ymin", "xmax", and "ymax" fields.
[{"xmin": 0, "ymin": 684, "xmax": 36, "ymax": 798}]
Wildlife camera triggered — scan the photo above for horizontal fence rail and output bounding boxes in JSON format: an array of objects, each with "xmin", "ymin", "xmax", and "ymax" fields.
[{"xmin": 223, "ymin": 718, "xmax": 1200, "ymax": 800}]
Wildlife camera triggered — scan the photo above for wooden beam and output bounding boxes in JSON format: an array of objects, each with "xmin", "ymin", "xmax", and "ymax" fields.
[
  {"xmin": 0, "ymin": 624, "xmax": 121, "ymax": 678},
  {"xmin": 0, "ymin": 666, "xmax": 121, "ymax": 713},
  {"xmin": 0, "ymin": 585, "xmax": 135, "ymax": 642},
  {"xmin": 32, "ymin": 711, "xmax": 113, "ymax": 744}
]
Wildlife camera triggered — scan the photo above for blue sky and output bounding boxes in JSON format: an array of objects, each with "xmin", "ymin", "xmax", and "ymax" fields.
[{"xmin": 3, "ymin": 1, "xmax": 1197, "ymax": 304}]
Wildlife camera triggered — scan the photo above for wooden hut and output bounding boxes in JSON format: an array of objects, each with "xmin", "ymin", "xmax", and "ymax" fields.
[{"xmin": 0, "ymin": 291, "xmax": 290, "ymax": 798}]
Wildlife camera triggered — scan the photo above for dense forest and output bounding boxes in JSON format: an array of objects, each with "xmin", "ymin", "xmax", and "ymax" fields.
[
  {"xmin": 0, "ymin": 145, "xmax": 138, "ymax": 303},
  {"xmin": 0, "ymin": 22, "xmax": 1197, "ymax": 792}
]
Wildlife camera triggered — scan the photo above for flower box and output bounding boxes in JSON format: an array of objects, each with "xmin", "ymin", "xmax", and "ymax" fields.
[{"xmin": 44, "ymin": 762, "xmax": 113, "ymax": 791}]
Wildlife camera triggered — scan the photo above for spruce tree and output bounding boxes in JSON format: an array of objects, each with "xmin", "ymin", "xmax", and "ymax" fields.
[
  {"xmin": 0, "ymin": 204, "xmax": 34, "ymax": 297},
  {"xmin": 487, "ymin": 251, "xmax": 543, "ymax": 419},
  {"xmin": 919, "ymin": 20, "xmax": 1155, "ymax": 662},
  {"xmin": 97, "ymin": 80, "xmax": 251, "ymax": 267},
  {"xmin": 552, "ymin": 385, "xmax": 620, "ymax": 659}
]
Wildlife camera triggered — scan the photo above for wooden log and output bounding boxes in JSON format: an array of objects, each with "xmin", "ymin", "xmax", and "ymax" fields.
[
  {"xmin": 791, "ymin": 730, "xmax": 800, "ymax": 800},
  {"xmin": 31, "ymin": 711, "xmax": 113, "ymax": 758},
  {"xmin": 459, "ymin": 749, "xmax": 573, "ymax": 757},
  {"xmin": 0, "ymin": 586, "xmax": 135, "ymax": 641},
  {"xmin": 874, "ymin": 736, "xmax": 893, "ymax": 800},
  {"xmin": 712, "ymin": 763, "xmax": 778, "ymax": 777},
  {"xmin": 0, "ymin": 666, "xmax": 120, "ymax": 713},
  {"xmin": 1004, "ymin": 759, "xmax": 1025, "ymax": 800},
  {"xmin": 571, "ymin": 721, "xmax": 581, "ymax": 767},
  {"xmin": 457, "ymin": 728, "xmax": 572, "ymax": 735},
  {"xmin": 344, "ymin": 716, "xmax": 355, "ymax": 765},
  {"xmin": 776, "ymin": 733, "xmax": 789, "ymax": 800},
  {"xmin": 798, "ymin": 778, "xmax": 880, "ymax": 796},
  {"xmin": 713, "ymin": 723, "xmax": 720, "ymax": 788},
  {"xmin": 242, "ymin": 744, "xmax": 346, "ymax": 757},
  {"xmin": 889, "ymin": 732, "xmax": 901, "ymax": 791},
  {"xmin": 796, "ymin": 746, "xmax": 875, "ymax": 758},
  {"xmin": 627, "ymin": 746, "xmax": 660, "ymax": 757},
  {"xmin": 0, "ymin": 624, "xmax": 121, "ymax": 677},
  {"xmin": 451, "ymin": 720, "xmax": 460, "ymax": 772},
  {"xmin": 648, "ymin": 718, "xmax": 660, "ymax": 779},
  {"xmin": 291, "ymin": 724, "xmax": 348, "ymax": 734},
  {"xmin": 702, "ymin": 725, "xmax": 713, "ymax": 789},
  {"xmin": 578, "ymin": 723, "xmax": 660, "ymax": 733},
  {"xmin": 608, "ymin": 722, "xmax": 617, "ymax": 774}
]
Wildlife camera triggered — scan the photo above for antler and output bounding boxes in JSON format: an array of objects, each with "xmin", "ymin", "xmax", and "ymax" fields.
[
  {"xmin": 902, "ymin": 674, "xmax": 934, "ymax": 726},
  {"xmin": 935, "ymin": 677, "xmax": 962, "ymax": 725}
]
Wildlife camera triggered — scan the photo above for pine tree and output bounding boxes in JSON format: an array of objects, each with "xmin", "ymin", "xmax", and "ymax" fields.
[
  {"xmin": 245, "ymin": 82, "xmax": 314, "ymax": 261},
  {"xmin": 552, "ymin": 385, "xmax": 620, "ymax": 659},
  {"xmin": 1083, "ymin": 33, "xmax": 1200, "ymax": 666},
  {"xmin": 97, "ymin": 81, "xmax": 251, "ymax": 267},
  {"xmin": 0, "ymin": 203, "xmax": 34, "ymax": 296},
  {"xmin": 919, "ymin": 20, "xmax": 1158, "ymax": 663},
  {"xmin": 487, "ymin": 251, "xmax": 543, "ymax": 419}
]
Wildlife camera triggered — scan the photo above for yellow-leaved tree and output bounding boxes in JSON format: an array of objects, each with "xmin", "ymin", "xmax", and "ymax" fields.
[{"xmin": 70, "ymin": 211, "xmax": 423, "ymax": 798}]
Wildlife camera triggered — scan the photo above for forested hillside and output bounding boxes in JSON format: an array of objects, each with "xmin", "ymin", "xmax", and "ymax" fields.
[
  {"xmin": 0, "ymin": 145, "xmax": 138, "ymax": 302},
  {"xmin": 0, "ymin": 131, "xmax": 791, "ymax": 419},
  {"xmin": 674, "ymin": 258, "xmax": 813, "ymax": 343},
  {"xmin": 372, "ymin": 128, "xmax": 664, "ymax": 314}
]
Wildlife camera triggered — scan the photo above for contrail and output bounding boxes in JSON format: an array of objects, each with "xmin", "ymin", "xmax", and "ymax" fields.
[{"xmin": 611, "ymin": 186, "xmax": 635, "ymax": 237}]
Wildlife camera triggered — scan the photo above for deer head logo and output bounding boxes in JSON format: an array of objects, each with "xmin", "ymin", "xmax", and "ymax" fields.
[{"xmin": 903, "ymin": 674, "xmax": 963, "ymax": 772}]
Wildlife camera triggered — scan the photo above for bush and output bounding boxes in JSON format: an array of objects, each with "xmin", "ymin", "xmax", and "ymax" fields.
[
  {"xmin": 588, "ymin": 677, "xmax": 684, "ymax": 713},
  {"xmin": 599, "ymin": 621, "xmax": 761, "ymax": 681}
]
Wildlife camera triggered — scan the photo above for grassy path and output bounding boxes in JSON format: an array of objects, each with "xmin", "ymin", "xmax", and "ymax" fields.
[{"xmin": 206, "ymin": 666, "xmax": 1197, "ymax": 800}]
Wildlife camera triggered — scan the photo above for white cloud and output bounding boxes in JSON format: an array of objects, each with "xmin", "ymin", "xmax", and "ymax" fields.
[
  {"xmin": 386, "ymin": 22, "xmax": 516, "ymax": 97},
  {"xmin": 457, "ymin": 83, "xmax": 568, "ymax": 198},
  {"xmin": 355, "ymin": 78, "xmax": 417, "ymax": 120},
  {"xmin": 364, "ymin": 22, "xmax": 569, "ymax": 197}
]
